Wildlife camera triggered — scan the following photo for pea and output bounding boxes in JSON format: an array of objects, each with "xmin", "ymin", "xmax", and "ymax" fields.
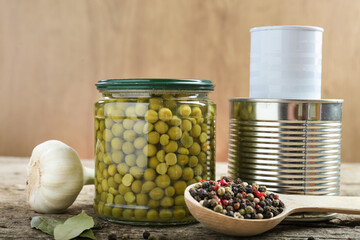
[
  {"xmin": 199, "ymin": 132, "xmax": 207, "ymax": 144},
  {"xmin": 155, "ymin": 175, "xmax": 171, "ymax": 188},
  {"xmin": 168, "ymin": 126, "xmax": 182, "ymax": 140},
  {"xmin": 122, "ymin": 209, "xmax": 134, "ymax": 219},
  {"xmin": 160, "ymin": 197, "xmax": 174, "ymax": 207},
  {"xmin": 181, "ymin": 131, "xmax": 193, "ymax": 148},
  {"xmin": 97, "ymin": 201, "xmax": 104, "ymax": 214},
  {"xmin": 106, "ymin": 193, "xmax": 114, "ymax": 204},
  {"xmin": 114, "ymin": 195, "xmax": 125, "ymax": 205},
  {"xmin": 108, "ymin": 165, "xmax": 117, "ymax": 176},
  {"xmin": 177, "ymin": 147, "xmax": 189, "ymax": 155},
  {"xmin": 167, "ymin": 165, "xmax": 182, "ymax": 180},
  {"xmin": 178, "ymin": 104, "xmax": 191, "ymax": 117},
  {"xmin": 96, "ymin": 184, "xmax": 102, "ymax": 194},
  {"xmin": 118, "ymin": 184, "xmax": 131, "ymax": 195},
  {"xmin": 143, "ymin": 144, "xmax": 157, "ymax": 157},
  {"xmin": 124, "ymin": 192, "xmax": 136, "ymax": 204},
  {"xmin": 136, "ymin": 154, "xmax": 147, "ymax": 168},
  {"xmin": 201, "ymin": 123, "xmax": 208, "ymax": 133},
  {"xmin": 148, "ymin": 156, "xmax": 160, "ymax": 169},
  {"xmin": 178, "ymin": 154, "xmax": 189, "ymax": 165},
  {"xmin": 164, "ymin": 140, "xmax": 178, "ymax": 153},
  {"xmin": 147, "ymin": 209, "xmax": 158, "ymax": 221},
  {"xmin": 163, "ymin": 187, "xmax": 175, "ymax": 197},
  {"xmin": 165, "ymin": 153, "xmax": 177, "ymax": 165},
  {"xmin": 125, "ymin": 154, "xmax": 136, "ymax": 166},
  {"xmin": 145, "ymin": 110, "xmax": 158, "ymax": 123},
  {"xmin": 96, "ymin": 131, "xmax": 103, "ymax": 141},
  {"xmin": 190, "ymin": 142, "xmax": 201, "ymax": 155},
  {"xmin": 123, "ymin": 130, "xmax": 136, "ymax": 141},
  {"xmin": 148, "ymin": 131, "xmax": 160, "ymax": 144},
  {"xmin": 136, "ymin": 193, "xmax": 148, "ymax": 205},
  {"xmin": 100, "ymin": 192, "xmax": 107, "ymax": 202},
  {"xmin": 122, "ymin": 174, "xmax": 134, "ymax": 187},
  {"xmin": 122, "ymin": 141, "xmax": 135, "ymax": 154},
  {"xmin": 112, "ymin": 208, "xmax": 123, "ymax": 218},
  {"xmin": 117, "ymin": 163, "xmax": 129, "ymax": 175},
  {"xmin": 194, "ymin": 164, "xmax": 203, "ymax": 176},
  {"xmin": 104, "ymin": 154, "xmax": 112, "ymax": 165},
  {"xmin": 112, "ymin": 151, "xmax": 124, "ymax": 164},
  {"xmin": 195, "ymin": 176, "xmax": 202, "ymax": 182},
  {"xmin": 156, "ymin": 163, "xmax": 168, "ymax": 175},
  {"xmin": 170, "ymin": 116, "xmax": 181, "ymax": 126},
  {"xmin": 154, "ymin": 121, "xmax": 168, "ymax": 134},
  {"xmin": 135, "ymin": 103, "xmax": 147, "ymax": 116},
  {"xmin": 189, "ymin": 156, "xmax": 198, "ymax": 167},
  {"xmin": 182, "ymin": 167, "xmax": 194, "ymax": 181},
  {"xmin": 174, "ymin": 181, "xmax": 187, "ymax": 195},
  {"xmin": 192, "ymin": 107, "xmax": 202, "ymax": 118},
  {"xmin": 197, "ymin": 117, "xmax": 204, "ymax": 124},
  {"xmin": 129, "ymin": 166, "xmax": 144, "ymax": 179},
  {"xmin": 134, "ymin": 209, "xmax": 147, "ymax": 220},
  {"xmin": 111, "ymin": 138, "xmax": 123, "ymax": 150},
  {"xmin": 149, "ymin": 187, "xmax": 164, "ymax": 200},
  {"xmin": 133, "ymin": 121, "xmax": 146, "ymax": 134},
  {"xmin": 160, "ymin": 134, "xmax": 170, "ymax": 146},
  {"xmin": 104, "ymin": 205, "xmax": 112, "ymax": 217},
  {"xmin": 144, "ymin": 168, "xmax": 156, "ymax": 181},
  {"xmin": 149, "ymin": 97, "xmax": 163, "ymax": 111},
  {"xmin": 101, "ymin": 179, "xmax": 109, "ymax": 191},
  {"xmin": 99, "ymin": 120, "xmax": 105, "ymax": 131},
  {"xmin": 181, "ymin": 119, "xmax": 192, "ymax": 131},
  {"xmin": 198, "ymin": 151, "xmax": 207, "ymax": 163},
  {"xmin": 191, "ymin": 124, "xmax": 201, "ymax": 138},
  {"xmin": 95, "ymin": 119, "xmax": 99, "ymax": 130},
  {"xmin": 148, "ymin": 199, "xmax": 160, "ymax": 209},
  {"xmin": 174, "ymin": 207, "xmax": 186, "ymax": 219},
  {"xmin": 102, "ymin": 169, "xmax": 109, "ymax": 179},
  {"xmin": 108, "ymin": 177, "xmax": 117, "ymax": 188},
  {"xmin": 141, "ymin": 181, "xmax": 156, "ymax": 193},
  {"xmin": 131, "ymin": 180, "xmax": 143, "ymax": 193},
  {"xmin": 156, "ymin": 150, "xmax": 165, "ymax": 162},
  {"xmin": 159, "ymin": 108, "xmax": 173, "ymax": 121},
  {"xmin": 174, "ymin": 195, "xmax": 185, "ymax": 206},
  {"xmin": 143, "ymin": 122, "xmax": 154, "ymax": 134},
  {"xmin": 159, "ymin": 209, "xmax": 173, "ymax": 219},
  {"xmin": 98, "ymin": 162, "xmax": 105, "ymax": 172},
  {"xmin": 103, "ymin": 129, "xmax": 113, "ymax": 142}
]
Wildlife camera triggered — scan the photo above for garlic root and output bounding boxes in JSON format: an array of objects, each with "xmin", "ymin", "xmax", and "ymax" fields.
[{"xmin": 26, "ymin": 140, "xmax": 95, "ymax": 213}]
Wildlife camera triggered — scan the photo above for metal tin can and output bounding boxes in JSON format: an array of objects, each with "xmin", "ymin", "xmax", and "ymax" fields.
[
  {"xmin": 94, "ymin": 79, "xmax": 216, "ymax": 225},
  {"xmin": 228, "ymin": 98, "xmax": 343, "ymax": 221}
]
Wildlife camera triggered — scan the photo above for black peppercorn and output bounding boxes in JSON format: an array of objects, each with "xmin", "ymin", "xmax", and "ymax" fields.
[{"xmin": 143, "ymin": 231, "xmax": 151, "ymax": 239}]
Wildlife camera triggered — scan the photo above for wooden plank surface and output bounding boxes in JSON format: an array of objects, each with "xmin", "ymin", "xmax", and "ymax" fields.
[
  {"xmin": 0, "ymin": 0, "xmax": 360, "ymax": 163},
  {"xmin": 1, "ymin": 157, "xmax": 360, "ymax": 239}
]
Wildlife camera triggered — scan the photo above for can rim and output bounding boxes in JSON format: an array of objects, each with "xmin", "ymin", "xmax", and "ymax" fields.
[
  {"xmin": 229, "ymin": 98, "xmax": 343, "ymax": 104},
  {"xmin": 250, "ymin": 25, "xmax": 324, "ymax": 33}
]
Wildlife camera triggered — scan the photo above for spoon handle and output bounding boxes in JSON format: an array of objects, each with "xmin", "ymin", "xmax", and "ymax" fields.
[{"xmin": 285, "ymin": 195, "xmax": 360, "ymax": 215}]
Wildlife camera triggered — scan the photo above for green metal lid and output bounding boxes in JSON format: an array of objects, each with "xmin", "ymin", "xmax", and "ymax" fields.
[{"xmin": 96, "ymin": 79, "xmax": 215, "ymax": 91}]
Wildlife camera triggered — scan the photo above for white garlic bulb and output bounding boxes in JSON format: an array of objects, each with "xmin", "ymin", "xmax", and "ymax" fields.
[{"xmin": 27, "ymin": 140, "xmax": 94, "ymax": 213}]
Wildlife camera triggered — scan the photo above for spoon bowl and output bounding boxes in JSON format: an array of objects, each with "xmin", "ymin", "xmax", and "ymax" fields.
[{"xmin": 185, "ymin": 183, "xmax": 360, "ymax": 236}]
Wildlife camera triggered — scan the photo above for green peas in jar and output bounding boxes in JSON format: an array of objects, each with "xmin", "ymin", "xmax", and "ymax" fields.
[{"xmin": 94, "ymin": 79, "xmax": 216, "ymax": 225}]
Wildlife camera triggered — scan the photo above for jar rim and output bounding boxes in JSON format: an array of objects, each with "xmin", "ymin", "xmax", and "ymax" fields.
[{"xmin": 96, "ymin": 79, "xmax": 215, "ymax": 91}]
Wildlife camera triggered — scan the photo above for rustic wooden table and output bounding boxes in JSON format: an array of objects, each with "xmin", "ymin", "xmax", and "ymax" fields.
[{"xmin": 0, "ymin": 156, "xmax": 359, "ymax": 240}]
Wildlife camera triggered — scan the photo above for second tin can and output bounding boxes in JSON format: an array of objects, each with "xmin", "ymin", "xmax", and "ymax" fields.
[{"xmin": 228, "ymin": 98, "xmax": 343, "ymax": 221}]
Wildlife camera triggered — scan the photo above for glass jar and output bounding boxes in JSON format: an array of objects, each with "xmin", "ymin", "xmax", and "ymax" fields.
[{"xmin": 94, "ymin": 79, "xmax": 216, "ymax": 225}]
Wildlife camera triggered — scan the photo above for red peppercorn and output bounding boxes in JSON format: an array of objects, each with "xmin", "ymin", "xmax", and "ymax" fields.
[
  {"xmin": 254, "ymin": 190, "xmax": 261, "ymax": 198},
  {"xmin": 242, "ymin": 192, "xmax": 247, "ymax": 198},
  {"xmin": 256, "ymin": 204, "xmax": 260, "ymax": 209},
  {"xmin": 217, "ymin": 197, "xmax": 222, "ymax": 205},
  {"xmin": 200, "ymin": 180, "xmax": 206, "ymax": 183},
  {"xmin": 219, "ymin": 179, "xmax": 228, "ymax": 186},
  {"xmin": 214, "ymin": 183, "xmax": 220, "ymax": 191},
  {"xmin": 222, "ymin": 200, "xmax": 229, "ymax": 206},
  {"xmin": 274, "ymin": 194, "xmax": 279, "ymax": 200}
]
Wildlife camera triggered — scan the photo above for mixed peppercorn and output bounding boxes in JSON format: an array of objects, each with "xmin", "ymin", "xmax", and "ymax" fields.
[{"xmin": 189, "ymin": 177, "xmax": 285, "ymax": 219}]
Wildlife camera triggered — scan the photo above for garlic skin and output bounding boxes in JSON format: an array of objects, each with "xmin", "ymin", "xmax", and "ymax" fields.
[{"xmin": 27, "ymin": 140, "xmax": 94, "ymax": 213}]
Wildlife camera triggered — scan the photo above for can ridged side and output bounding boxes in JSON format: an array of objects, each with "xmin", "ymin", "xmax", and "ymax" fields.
[{"xmin": 228, "ymin": 98, "xmax": 343, "ymax": 221}]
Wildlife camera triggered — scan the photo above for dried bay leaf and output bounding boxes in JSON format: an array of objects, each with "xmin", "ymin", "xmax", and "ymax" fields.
[
  {"xmin": 80, "ymin": 229, "xmax": 97, "ymax": 240},
  {"xmin": 31, "ymin": 216, "xmax": 64, "ymax": 235},
  {"xmin": 54, "ymin": 210, "xmax": 94, "ymax": 240}
]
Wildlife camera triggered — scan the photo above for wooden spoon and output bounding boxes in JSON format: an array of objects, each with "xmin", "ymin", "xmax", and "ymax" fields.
[{"xmin": 184, "ymin": 184, "xmax": 360, "ymax": 237}]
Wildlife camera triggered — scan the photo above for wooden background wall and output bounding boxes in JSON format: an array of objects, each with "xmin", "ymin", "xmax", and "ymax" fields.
[{"xmin": 1, "ymin": 0, "xmax": 359, "ymax": 162}]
